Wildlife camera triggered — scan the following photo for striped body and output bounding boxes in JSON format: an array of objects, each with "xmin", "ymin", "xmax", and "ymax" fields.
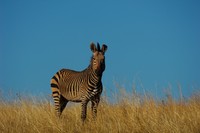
[{"xmin": 50, "ymin": 43, "xmax": 107, "ymax": 122}]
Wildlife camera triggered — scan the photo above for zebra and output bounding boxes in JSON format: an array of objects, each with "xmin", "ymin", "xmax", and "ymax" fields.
[{"xmin": 50, "ymin": 42, "xmax": 107, "ymax": 122}]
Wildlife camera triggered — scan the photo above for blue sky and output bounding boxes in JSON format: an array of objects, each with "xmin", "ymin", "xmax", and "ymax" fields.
[{"xmin": 1, "ymin": 1, "xmax": 200, "ymax": 100}]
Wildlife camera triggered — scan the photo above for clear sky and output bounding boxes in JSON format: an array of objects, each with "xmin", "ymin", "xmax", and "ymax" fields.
[{"xmin": 1, "ymin": 0, "xmax": 200, "ymax": 100}]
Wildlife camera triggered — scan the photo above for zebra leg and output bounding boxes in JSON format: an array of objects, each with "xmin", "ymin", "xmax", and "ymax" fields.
[
  {"xmin": 81, "ymin": 100, "xmax": 89, "ymax": 122},
  {"xmin": 91, "ymin": 97, "xmax": 100, "ymax": 120},
  {"xmin": 59, "ymin": 95, "xmax": 68, "ymax": 116}
]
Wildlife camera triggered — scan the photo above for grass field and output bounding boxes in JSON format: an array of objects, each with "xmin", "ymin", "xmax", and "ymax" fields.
[{"xmin": 0, "ymin": 88, "xmax": 200, "ymax": 133}]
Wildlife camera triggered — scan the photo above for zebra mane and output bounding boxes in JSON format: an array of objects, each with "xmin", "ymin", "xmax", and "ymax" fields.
[{"xmin": 97, "ymin": 42, "xmax": 100, "ymax": 52}]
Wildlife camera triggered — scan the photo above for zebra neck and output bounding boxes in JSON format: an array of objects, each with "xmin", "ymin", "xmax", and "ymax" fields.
[
  {"xmin": 88, "ymin": 70, "xmax": 102, "ymax": 90},
  {"xmin": 85, "ymin": 65, "xmax": 102, "ymax": 86},
  {"xmin": 91, "ymin": 69, "xmax": 102, "ymax": 81}
]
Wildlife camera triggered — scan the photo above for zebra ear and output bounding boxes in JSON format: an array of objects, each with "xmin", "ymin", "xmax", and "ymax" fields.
[
  {"xmin": 97, "ymin": 42, "xmax": 101, "ymax": 51},
  {"xmin": 90, "ymin": 42, "xmax": 97, "ymax": 53},
  {"xmin": 101, "ymin": 44, "xmax": 107, "ymax": 54}
]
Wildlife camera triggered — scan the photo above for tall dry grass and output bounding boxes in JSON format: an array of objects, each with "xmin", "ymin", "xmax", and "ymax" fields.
[{"xmin": 0, "ymin": 88, "xmax": 200, "ymax": 133}]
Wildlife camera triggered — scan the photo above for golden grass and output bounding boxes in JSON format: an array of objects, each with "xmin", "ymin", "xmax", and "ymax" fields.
[{"xmin": 0, "ymin": 90, "xmax": 200, "ymax": 133}]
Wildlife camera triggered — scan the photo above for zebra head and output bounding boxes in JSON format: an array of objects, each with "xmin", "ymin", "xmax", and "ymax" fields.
[{"xmin": 90, "ymin": 42, "xmax": 108, "ymax": 75}]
